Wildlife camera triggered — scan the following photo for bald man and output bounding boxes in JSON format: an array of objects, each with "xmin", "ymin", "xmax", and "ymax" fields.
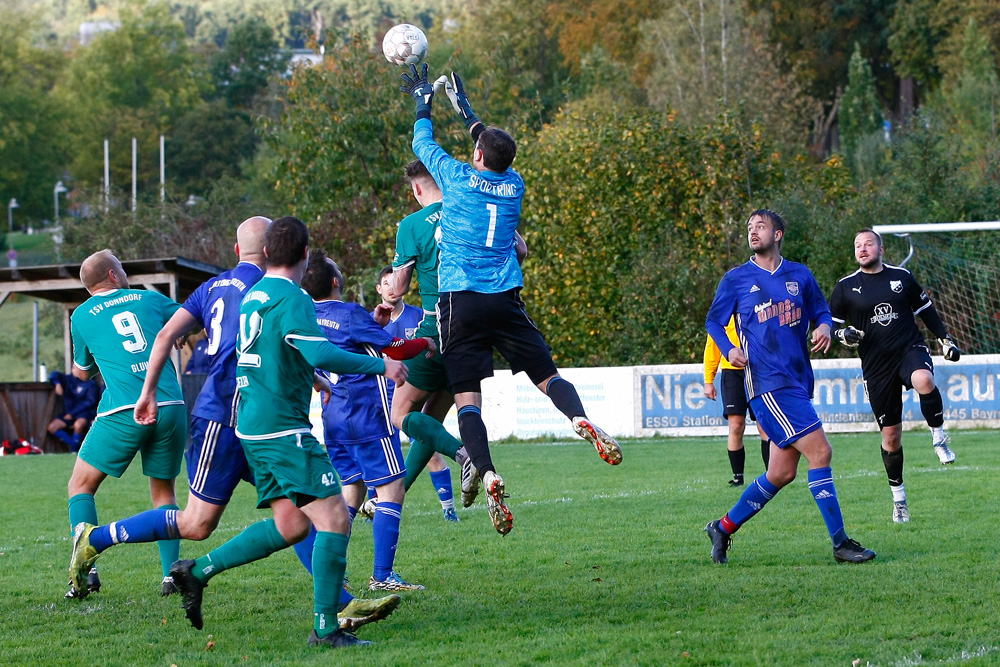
[{"xmin": 65, "ymin": 249, "xmax": 187, "ymax": 598}]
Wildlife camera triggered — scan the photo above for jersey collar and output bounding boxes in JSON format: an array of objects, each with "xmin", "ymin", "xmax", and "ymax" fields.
[{"xmin": 749, "ymin": 255, "xmax": 784, "ymax": 275}]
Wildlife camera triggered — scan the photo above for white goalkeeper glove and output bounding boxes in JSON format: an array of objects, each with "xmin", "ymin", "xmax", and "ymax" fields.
[
  {"xmin": 938, "ymin": 335, "xmax": 961, "ymax": 361},
  {"xmin": 834, "ymin": 326, "xmax": 864, "ymax": 349},
  {"xmin": 433, "ymin": 75, "xmax": 461, "ymax": 115}
]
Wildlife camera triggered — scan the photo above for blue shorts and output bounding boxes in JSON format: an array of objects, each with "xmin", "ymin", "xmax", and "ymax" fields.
[
  {"xmin": 187, "ymin": 417, "xmax": 255, "ymax": 505},
  {"xmin": 750, "ymin": 387, "xmax": 822, "ymax": 449},
  {"xmin": 326, "ymin": 439, "xmax": 363, "ymax": 486},
  {"xmin": 328, "ymin": 432, "xmax": 405, "ymax": 487}
]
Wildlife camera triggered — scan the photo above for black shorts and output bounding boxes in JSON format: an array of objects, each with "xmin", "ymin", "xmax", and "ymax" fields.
[
  {"xmin": 438, "ymin": 289, "xmax": 557, "ymax": 394},
  {"xmin": 863, "ymin": 344, "xmax": 934, "ymax": 428},
  {"xmin": 720, "ymin": 369, "xmax": 755, "ymax": 420}
]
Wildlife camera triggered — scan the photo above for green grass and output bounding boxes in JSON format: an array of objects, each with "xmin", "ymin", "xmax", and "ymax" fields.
[
  {"xmin": 0, "ymin": 295, "xmax": 65, "ymax": 381},
  {"xmin": 2, "ymin": 432, "xmax": 999, "ymax": 666},
  {"xmin": 6, "ymin": 230, "xmax": 57, "ymax": 266}
]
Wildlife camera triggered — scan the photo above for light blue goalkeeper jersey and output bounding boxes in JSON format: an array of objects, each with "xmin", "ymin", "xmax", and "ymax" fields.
[{"xmin": 412, "ymin": 118, "xmax": 524, "ymax": 294}]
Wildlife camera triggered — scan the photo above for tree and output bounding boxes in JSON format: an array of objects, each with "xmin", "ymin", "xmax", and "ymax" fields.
[
  {"xmin": 839, "ymin": 43, "xmax": 883, "ymax": 160},
  {"xmin": 168, "ymin": 101, "xmax": 257, "ymax": 197},
  {"xmin": 210, "ymin": 17, "xmax": 289, "ymax": 108}
]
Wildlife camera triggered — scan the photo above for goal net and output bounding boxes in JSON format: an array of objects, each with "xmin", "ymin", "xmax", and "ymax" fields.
[{"xmin": 873, "ymin": 222, "xmax": 1000, "ymax": 355}]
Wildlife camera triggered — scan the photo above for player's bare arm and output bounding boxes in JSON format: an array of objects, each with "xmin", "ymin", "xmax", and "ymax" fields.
[
  {"xmin": 810, "ymin": 323, "xmax": 832, "ymax": 353},
  {"xmin": 135, "ymin": 308, "xmax": 199, "ymax": 425},
  {"xmin": 391, "ymin": 264, "xmax": 415, "ymax": 299}
]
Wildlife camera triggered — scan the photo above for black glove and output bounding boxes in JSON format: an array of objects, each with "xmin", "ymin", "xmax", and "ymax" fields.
[
  {"xmin": 938, "ymin": 335, "xmax": 961, "ymax": 361},
  {"xmin": 400, "ymin": 63, "xmax": 434, "ymax": 121},
  {"xmin": 834, "ymin": 326, "xmax": 864, "ymax": 349}
]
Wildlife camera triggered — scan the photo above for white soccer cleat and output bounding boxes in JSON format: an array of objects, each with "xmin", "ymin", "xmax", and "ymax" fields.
[
  {"xmin": 482, "ymin": 471, "xmax": 513, "ymax": 536},
  {"xmin": 456, "ymin": 447, "xmax": 480, "ymax": 507},
  {"xmin": 892, "ymin": 500, "xmax": 910, "ymax": 524},
  {"xmin": 572, "ymin": 417, "xmax": 622, "ymax": 465},
  {"xmin": 933, "ymin": 434, "xmax": 956, "ymax": 465},
  {"xmin": 358, "ymin": 497, "xmax": 379, "ymax": 520}
]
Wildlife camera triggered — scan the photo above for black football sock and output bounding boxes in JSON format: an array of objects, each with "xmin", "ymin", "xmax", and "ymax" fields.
[
  {"xmin": 919, "ymin": 388, "xmax": 945, "ymax": 428},
  {"xmin": 881, "ymin": 446, "xmax": 904, "ymax": 487},
  {"xmin": 457, "ymin": 405, "xmax": 494, "ymax": 476},
  {"xmin": 546, "ymin": 377, "xmax": 586, "ymax": 421},
  {"xmin": 728, "ymin": 448, "xmax": 745, "ymax": 477},
  {"xmin": 761, "ymin": 439, "xmax": 770, "ymax": 469}
]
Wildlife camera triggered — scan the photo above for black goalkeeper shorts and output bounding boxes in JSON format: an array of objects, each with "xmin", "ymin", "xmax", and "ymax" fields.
[
  {"xmin": 863, "ymin": 344, "xmax": 934, "ymax": 428},
  {"xmin": 438, "ymin": 288, "xmax": 557, "ymax": 394},
  {"xmin": 720, "ymin": 369, "xmax": 756, "ymax": 420}
]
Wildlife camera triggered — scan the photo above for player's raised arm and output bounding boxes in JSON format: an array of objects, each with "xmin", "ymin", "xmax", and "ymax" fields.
[
  {"xmin": 135, "ymin": 308, "xmax": 200, "ymax": 425},
  {"xmin": 435, "ymin": 71, "xmax": 485, "ymax": 141}
]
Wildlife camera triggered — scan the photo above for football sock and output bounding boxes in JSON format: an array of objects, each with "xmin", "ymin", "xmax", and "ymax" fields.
[
  {"xmin": 372, "ymin": 501, "xmax": 402, "ymax": 581},
  {"xmin": 404, "ymin": 412, "xmax": 462, "ymax": 459},
  {"xmin": 891, "ymin": 482, "xmax": 907, "ymax": 503},
  {"xmin": 720, "ymin": 473, "xmax": 778, "ymax": 533},
  {"xmin": 728, "ymin": 448, "xmax": 745, "ymax": 477},
  {"xmin": 54, "ymin": 429, "xmax": 75, "ymax": 448},
  {"xmin": 457, "ymin": 405, "xmax": 494, "ymax": 476},
  {"xmin": 89, "ymin": 508, "xmax": 179, "ymax": 553},
  {"xmin": 881, "ymin": 446, "xmax": 904, "ymax": 487},
  {"xmin": 429, "ymin": 468, "xmax": 456, "ymax": 510},
  {"xmin": 191, "ymin": 519, "xmax": 289, "ymax": 584},
  {"xmin": 402, "ymin": 436, "xmax": 435, "ymax": 491},
  {"xmin": 545, "ymin": 377, "xmax": 586, "ymax": 420},
  {"xmin": 312, "ymin": 531, "xmax": 349, "ymax": 639},
  {"xmin": 156, "ymin": 504, "xmax": 181, "ymax": 577},
  {"xmin": 761, "ymin": 439, "xmax": 770, "ymax": 469},
  {"xmin": 919, "ymin": 388, "xmax": 945, "ymax": 428},
  {"xmin": 293, "ymin": 525, "xmax": 318, "ymax": 575},
  {"xmin": 71, "ymin": 432, "xmax": 83, "ymax": 451},
  {"xmin": 807, "ymin": 467, "xmax": 848, "ymax": 547},
  {"xmin": 68, "ymin": 493, "xmax": 98, "ymax": 533}
]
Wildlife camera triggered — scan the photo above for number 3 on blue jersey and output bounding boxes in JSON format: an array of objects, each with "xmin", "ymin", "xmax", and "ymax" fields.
[
  {"xmin": 238, "ymin": 311, "xmax": 263, "ymax": 367},
  {"xmin": 206, "ymin": 298, "xmax": 224, "ymax": 355}
]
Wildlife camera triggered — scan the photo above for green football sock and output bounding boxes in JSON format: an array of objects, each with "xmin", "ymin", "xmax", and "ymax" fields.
[
  {"xmin": 192, "ymin": 519, "xmax": 289, "ymax": 584},
  {"xmin": 312, "ymin": 531, "xmax": 349, "ymax": 639},
  {"xmin": 156, "ymin": 504, "xmax": 180, "ymax": 578},
  {"xmin": 68, "ymin": 493, "xmax": 98, "ymax": 534},
  {"xmin": 402, "ymin": 412, "xmax": 462, "ymax": 491}
]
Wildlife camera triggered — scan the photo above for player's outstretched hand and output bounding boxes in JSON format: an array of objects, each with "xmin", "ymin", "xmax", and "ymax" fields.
[
  {"xmin": 400, "ymin": 63, "xmax": 434, "ymax": 117},
  {"xmin": 834, "ymin": 326, "xmax": 864, "ymax": 349},
  {"xmin": 727, "ymin": 347, "xmax": 748, "ymax": 369},
  {"xmin": 811, "ymin": 323, "xmax": 832, "ymax": 353},
  {"xmin": 939, "ymin": 336, "xmax": 961, "ymax": 361},
  {"xmin": 383, "ymin": 358, "xmax": 409, "ymax": 386},
  {"xmin": 134, "ymin": 392, "xmax": 158, "ymax": 425},
  {"xmin": 372, "ymin": 304, "xmax": 392, "ymax": 327}
]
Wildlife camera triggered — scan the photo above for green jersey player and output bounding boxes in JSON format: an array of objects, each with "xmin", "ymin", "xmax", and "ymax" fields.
[
  {"xmin": 167, "ymin": 217, "xmax": 408, "ymax": 648},
  {"xmin": 65, "ymin": 249, "xmax": 186, "ymax": 598}
]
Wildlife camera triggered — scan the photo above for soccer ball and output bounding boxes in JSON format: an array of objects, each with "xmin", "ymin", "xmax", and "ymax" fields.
[{"xmin": 382, "ymin": 24, "xmax": 429, "ymax": 67}]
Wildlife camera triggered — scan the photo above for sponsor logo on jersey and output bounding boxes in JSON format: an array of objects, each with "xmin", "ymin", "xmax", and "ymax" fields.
[
  {"xmin": 871, "ymin": 302, "xmax": 899, "ymax": 327},
  {"xmin": 785, "ymin": 281, "xmax": 799, "ymax": 296},
  {"xmin": 755, "ymin": 298, "xmax": 802, "ymax": 326},
  {"xmin": 749, "ymin": 284, "xmax": 760, "ymax": 293},
  {"xmin": 890, "ymin": 280, "xmax": 903, "ymax": 293}
]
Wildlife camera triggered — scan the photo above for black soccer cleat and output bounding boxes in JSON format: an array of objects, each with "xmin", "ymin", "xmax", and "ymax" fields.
[
  {"xmin": 728, "ymin": 474, "xmax": 744, "ymax": 487},
  {"xmin": 65, "ymin": 567, "xmax": 102, "ymax": 600},
  {"xmin": 833, "ymin": 538, "xmax": 877, "ymax": 564},
  {"xmin": 169, "ymin": 559, "xmax": 207, "ymax": 629},
  {"xmin": 161, "ymin": 575, "xmax": 179, "ymax": 597},
  {"xmin": 308, "ymin": 629, "xmax": 372, "ymax": 648},
  {"xmin": 705, "ymin": 520, "xmax": 732, "ymax": 564}
]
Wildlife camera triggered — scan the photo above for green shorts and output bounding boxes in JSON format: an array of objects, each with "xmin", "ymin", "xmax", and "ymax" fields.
[
  {"xmin": 404, "ymin": 333, "xmax": 449, "ymax": 393},
  {"xmin": 79, "ymin": 404, "xmax": 187, "ymax": 480},
  {"xmin": 241, "ymin": 431, "xmax": 342, "ymax": 509}
]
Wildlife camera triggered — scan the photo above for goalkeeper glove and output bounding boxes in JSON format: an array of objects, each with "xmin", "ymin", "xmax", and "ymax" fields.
[
  {"xmin": 938, "ymin": 335, "xmax": 961, "ymax": 361},
  {"xmin": 437, "ymin": 71, "xmax": 480, "ymax": 132},
  {"xmin": 834, "ymin": 326, "xmax": 864, "ymax": 349},
  {"xmin": 400, "ymin": 63, "xmax": 434, "ymax": 121}
]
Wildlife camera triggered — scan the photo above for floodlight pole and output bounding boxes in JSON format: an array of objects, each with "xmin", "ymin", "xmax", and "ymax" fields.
[
  {"xmin": 132, "ymin": 137, "xmax": 137, "ymax": 213},
  {"xmin": 103, "ymin": 139, "xmax": 110, "ymax": 211},
  {"xmin": 160, "ymin": 135, "xmax": 165, "ymax": 203}
]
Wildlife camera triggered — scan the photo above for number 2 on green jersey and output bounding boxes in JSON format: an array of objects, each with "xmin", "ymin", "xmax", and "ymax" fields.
[{"xmin": 238, "ymin": 311, "xmax": 263, "ymax": 367}]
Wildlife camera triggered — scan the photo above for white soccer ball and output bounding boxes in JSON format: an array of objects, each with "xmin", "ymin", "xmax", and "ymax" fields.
[{"xmin": 382, "ymin": 23, "xmax": 428, "ymax": 67}]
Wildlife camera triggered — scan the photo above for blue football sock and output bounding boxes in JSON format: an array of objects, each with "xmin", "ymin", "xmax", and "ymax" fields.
[
  {"xmin": 90, "ymin": 508, "xmax": 179, "ymax": 553},
  {"xmin": 293, "ymin": 525, "xmax": 318, "ymax": 575},
  {"xmin": 724, "ymin": 473, "xmax": 780, "ymax": 530},
  {"xmin": 429, "ymin": 468, "xmax": 455, "ymax": 510},
  {"xmin": 372, "ymin": 501, "xmax": 402, "ymax": 581},
  {"xmin": 807, "ymin": 467, "xmax": 848, "ymax": 546}
]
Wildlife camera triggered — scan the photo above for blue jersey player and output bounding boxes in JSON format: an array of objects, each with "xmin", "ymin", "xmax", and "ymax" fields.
[
  {"xmin": 703, "ymin": 209, "xmax": 876, "ymax": 565},
  {"xmin": 400, "ymin": 65, "xmax": 622, "ymax": 535},
  {"xmin": 301, "ymin": 251, "xmax": 432, "ymax": 591}
]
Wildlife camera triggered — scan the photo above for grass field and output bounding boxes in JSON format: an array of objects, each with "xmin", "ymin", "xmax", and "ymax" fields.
[{"xmin": 2, "ymin": 432, "xmax": 998, "ymax": 666}]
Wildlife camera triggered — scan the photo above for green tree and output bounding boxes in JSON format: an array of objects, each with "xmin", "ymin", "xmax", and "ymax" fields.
[
  {"xmin": 839, "ymin": 42, "xmax": 883, "ymax": 162},
  {"xmin": 211, "ymin": 17, "xmax": 289, "ymax": 108},
  {"xmin": 167, "ymin": 101, "xmax": 257, "ymax": 197}
]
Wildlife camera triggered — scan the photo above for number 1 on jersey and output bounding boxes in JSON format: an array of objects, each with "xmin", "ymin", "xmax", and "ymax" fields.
[{"xmin": 485, "ymin": 203, "xmax": 497, "ymax": 247}]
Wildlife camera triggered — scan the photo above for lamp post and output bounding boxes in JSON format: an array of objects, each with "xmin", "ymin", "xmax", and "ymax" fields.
[
  {"xmin": 54, "ymin": 181, "xmax": 68, "ymax": 224},
  {"xmin": 8, "ymin": 198, "xmax": 19, "ymax": 234}
]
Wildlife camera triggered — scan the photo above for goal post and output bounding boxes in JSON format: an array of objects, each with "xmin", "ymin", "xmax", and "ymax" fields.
[{"xmin": 872, "ymin": 221, "xmax": 1000, "ymax": 355}]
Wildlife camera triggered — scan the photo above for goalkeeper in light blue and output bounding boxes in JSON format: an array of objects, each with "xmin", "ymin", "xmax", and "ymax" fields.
[{"xmin": 703, "ymin": 209, "xmax": 877, "ymax": 565}]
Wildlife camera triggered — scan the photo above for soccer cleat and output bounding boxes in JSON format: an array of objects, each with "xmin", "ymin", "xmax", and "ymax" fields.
[
  {"xmin": 728, "ymin": 474, "xmax": 744, "ymax": 487},
  {"xmin": 337, "ymin": 594, "xmax": 401, "ymax": 632},
  {"xmin": 704, "ymin": 520, "xmax": 732, "ymax": 564},
  {"xmin": 161, "ymin": 575, "xmax": 179, "ymax": 597},
  {"xmin": 833, "ymin": 538, "xmax": 877, "ymax": 563},
  {"xmin": 892, "ymin": 500, "xmax": 910, "ymax": 524},
  {"xmin": 69, "ymin": 522, "xmax": 100, "ymax": 598},
  {"xmin": 169, "ymin": 559, "xmax": 207, "ymax": 630},
  {"xmin": 308, "ymin": 629, "xmax": 372, "ymax": 648},
  {"xmin": 368, "ymin": 572, "xmax": 425, "ymax": 591},
  {"xmin": 933, "ymin": 435, "xmax": 956, "ymax": 465},
  {"xmin": 358, "ymin": 497, "xmax": 379, "ymax": 520},
  {"xmin": 572, "ymin": 416, "xmax": 623, "ymax": 465},
  {"xmin": 483, "ymin": 471, "xmax": 513, "ymax": 535},
  {"xmin": 443, "ymin": 507, "xmax": 460, "ymax": 522},
  {"xmin": 456, "ymin": 447, "xmax": 480, "ymax": 508},
  {"xmin": 64, "ymin": 568, "xmax": 100, "ymax": 600}
]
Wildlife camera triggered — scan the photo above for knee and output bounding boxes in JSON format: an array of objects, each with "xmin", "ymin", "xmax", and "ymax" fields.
[
  {"xmin": 728, "ymin": 417, "xmax": 746, "ymax": 437},
  {"xmin": 881, "ymin": 426, "xmax": 902, "ymax": 451},
  {"xmin": 377, "ymin": 479, "xmax": 405, "ymax": 505},
  {"xmin": 276, "ymin": 514, "xmax": 313, "ymax": 544},
  {"xmin": 768, "ymin": 467, "xmax": 796, "ymax": 487},
  {"xmin": 913, "ymin": 371, "xmax": 936, "ymax": 394},
  {"xmin": 390, "ymin": 409, "xmax": 405, "ymax": 432}
]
